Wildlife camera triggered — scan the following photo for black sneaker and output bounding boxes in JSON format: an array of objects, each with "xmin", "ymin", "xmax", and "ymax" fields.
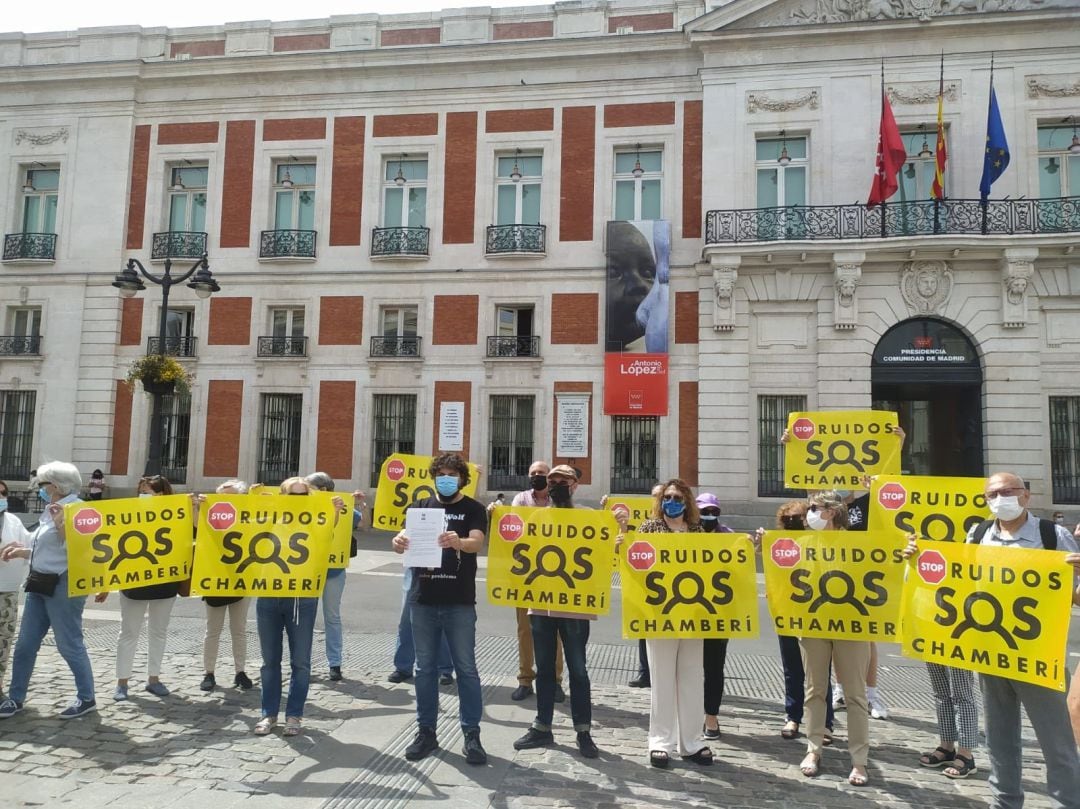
[
  {"xmin": 513, "ymin": 727, "xmax": 555, "ymax": 750},
  {"xmin": 234, "ymin": 672, "xmax": 254, "ymax": 690},
  {"xmin": 553, "ymin": 684, "xmax": 566, "ymax": 703},
  {"xmin": 439, "ymin": 673, "xmax": 454, "ymax": 686},
  {"xmin": 329, "ymin": 666, "xmax": 343, "ymax": 682},
  {"xmin": 58, "ymin": 698, "xmax": 97, "ymax": 719},
  {"xmin": 463, "ymin": 729, "xmax": 487, "ymax": 765},
  {"xmin": 628, "ymin": 674, "xmax": 651, "ymax": 688},
  {"xmin": 577, "ymin": 731, "xmax": 599, "ymax": 759},
  {"xmin": 510, "ymin": 684, "xmax": 533, "ymax": 701},
  {"xmin": 200, "ymin": 673, "xmax": 216, "ymax": 692},
  {"xmin": 404, "ymin": 727, "xmax": 438, "ymax": 761},
  {"xmin": 388, "ymin": 670, "xmax": 413, "ymax": 684}
]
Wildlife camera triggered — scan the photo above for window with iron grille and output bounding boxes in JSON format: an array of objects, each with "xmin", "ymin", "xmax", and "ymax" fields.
[
  {"xmin": 371, "ymin": 394, "xmax": 417, "ymax": 487},
  {"xmin": 158, "ymin": 393, "xmax": 191, "ymax": 484},
  {"xmin": 488, "ymin": 395, "xmax": 534, "ymax": 491},
  {"xmin": 1050, "ymin": 396, "xmax": 1080, "ymax": 504},
  {"xmin": 758, "ymin": 394, "xmax": 807, "ymax": 497},
  {"xmin": 610, "ymin": 416, "xmax": 658, "ymax": 494},
  {"xmin": 258, "ymin": 393, "xmax": 303, "ymax": 486},
  {"xmin": 0, "ymin": 390, "xmax": 35, "ymax": 480}
]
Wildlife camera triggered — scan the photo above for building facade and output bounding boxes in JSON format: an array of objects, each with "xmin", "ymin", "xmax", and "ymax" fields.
[{"xmin": 0, "ymin": 0, "xmax": 1077, "ymax": 509}]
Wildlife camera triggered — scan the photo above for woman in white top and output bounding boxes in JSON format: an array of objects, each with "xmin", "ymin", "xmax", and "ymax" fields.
[{"xmin": 0, "ymin": 479, "xmax": 31, "ymax": 699}]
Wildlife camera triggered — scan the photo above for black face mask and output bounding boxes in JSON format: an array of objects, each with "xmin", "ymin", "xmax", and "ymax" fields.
[
  {"xmin": 549, "ymin": 482, "xmax": 572, "ymax": 506},
  {"xmin": 529, "ymin": 474, "xmax": 548, "ymax": 492}
]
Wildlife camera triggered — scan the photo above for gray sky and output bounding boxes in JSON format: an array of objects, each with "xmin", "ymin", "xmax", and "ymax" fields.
[{"xmin": 4, "ymin": 0, "xmax": 549, "ymax": 35}]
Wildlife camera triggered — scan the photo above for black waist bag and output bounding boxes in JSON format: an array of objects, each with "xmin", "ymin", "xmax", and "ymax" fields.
[{"xmin": 25, "ymin": 569, "xmax": 60, "ymax": 596}]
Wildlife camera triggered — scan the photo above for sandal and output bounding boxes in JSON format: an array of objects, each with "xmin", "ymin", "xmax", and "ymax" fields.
[
  {"xmin": 848, "ymin": 767, "xmax": 869, "ymax": 786},
  {"xmin": 943, "ymin": 754, "xmax": 977, "ymax": 779},
  {"xmin": 254, "ymin": 716, "xmax": 276, "ymax": 736},
  {"xmin": 649, "ymin": 750, "xmax": 670, "ymax": 768},
  {"xmin": 823, "ymin": 730, "xmax": 833, "ymax": 747},
  {"xmin": 800, "ymin": 753, "xmax": 820, "ymax": 777},
  {"xmin": 781, "ymin": 720, "xmax": 800, "ymax": 740},
  {"xmin": 919, "ymin": 746, "xmax": 956, "ymax": 768},
  {"xmin": 283, "ymin": 717, "xmax": 302, "ymax": 737},
  {"xmin": 683, "ymin": 747, "xmax": 713, "ymax": 766}
]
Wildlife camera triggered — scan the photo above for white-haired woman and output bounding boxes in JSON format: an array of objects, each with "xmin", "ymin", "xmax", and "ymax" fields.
[
  {"xmin": 0, "ymin": 462, "xmax": 97, "ymax": 719},
  {"xmin": 0, "ymin": 479, "xmax": 31, "ymax": 702}
]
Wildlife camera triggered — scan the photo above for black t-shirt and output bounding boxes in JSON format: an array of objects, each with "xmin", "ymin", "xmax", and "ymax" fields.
[
  {"xmin": 411, "ymin": 495, "xmax": 487, "ymax": 606},
  {"xmin": 847, "ymin": 493, "xmax": 870, "ymax": 532}
]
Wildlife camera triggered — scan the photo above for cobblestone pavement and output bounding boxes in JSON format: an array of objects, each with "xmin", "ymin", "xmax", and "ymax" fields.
[{"xmin": 0, "ymin": 611, "xmax": 1063, "ymax": 808}]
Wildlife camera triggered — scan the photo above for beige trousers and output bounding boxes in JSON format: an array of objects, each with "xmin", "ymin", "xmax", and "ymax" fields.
[{"xmin": 801, "ymin": 637, "xmax": 871, "ymax": 766}]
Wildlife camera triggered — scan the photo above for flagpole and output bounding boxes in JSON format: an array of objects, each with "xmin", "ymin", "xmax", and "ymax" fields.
[
  {"xmin": 880, "ymin": 60, "xmax": 887, "ymax": 239},
  {"xmin": 933, "ymin": 51, "xmax": 943, "ymax": 234},
  {"xmin": 981, "ymin": 53, "xmax": 994, "ymax": 235}
]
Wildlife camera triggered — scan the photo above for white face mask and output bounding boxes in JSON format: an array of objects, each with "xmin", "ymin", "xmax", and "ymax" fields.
[
  {"xmin": 989, "ymin": 495, "xmax": 1024, "ymax": 521},
  {"xmin": 805, "ymin": 509, "xmax": 829, "ymax": 531}
]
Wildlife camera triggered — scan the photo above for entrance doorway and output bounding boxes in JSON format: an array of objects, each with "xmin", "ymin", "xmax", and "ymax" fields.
[{"xmin": 871, "ymin": 318, "xmax": 983, "ymax": 477}]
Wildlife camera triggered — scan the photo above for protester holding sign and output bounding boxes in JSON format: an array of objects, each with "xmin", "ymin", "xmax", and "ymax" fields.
[
  {"xmin": 0, "ymin": 480, "xmax": 31, "ymax": 701},
  {"xmin": 695, "ymin": 492, "xmax": 734, "ymax": 741}
]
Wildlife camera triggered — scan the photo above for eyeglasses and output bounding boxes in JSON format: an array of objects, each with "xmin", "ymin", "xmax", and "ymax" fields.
[
  {"xmin": 662, "ymin": 494, "xmax": 685, "ymax": 503},
  {"xmin": 986, "ymin": 487, "xmax": 1024, "ymax": 499}
]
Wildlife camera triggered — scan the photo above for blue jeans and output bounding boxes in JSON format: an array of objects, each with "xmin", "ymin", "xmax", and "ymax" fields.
[
  {"xmin": 257, "ymin": 597, "xmax": 318, "ymax": 719},
  {"xmin": 393, "ymin": 569, "xmax": 453, "ymax": 676},
  {"xmin": 778, "ymin": 634, "xmax": 833, "ymax": 729},
  {"xmin": 531, "ymin": 615, "xmax": 591, "ymax": 731},
  {"xmin": 322, "ymin": 569, "xmax": 346, "ymax": 667},
  {"xmin": 9, "ymin": 573, "xmax": 95, "ymax": 703},
  {"xmin": 410, "ymin": 601, "xmax": 482, "ymax": 731}
]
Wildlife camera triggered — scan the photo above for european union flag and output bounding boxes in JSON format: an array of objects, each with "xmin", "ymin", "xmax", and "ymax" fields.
[{"xmin": 979, "ymin": 84, "xmax": 1010, "ymax": 201}]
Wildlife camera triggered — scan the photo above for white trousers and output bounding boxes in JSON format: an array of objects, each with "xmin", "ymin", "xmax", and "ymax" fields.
[
  {"xmin": 117, "ymin": 597, "xmax": 175, "ymax": 679},
  {"xmin": 203, "ymin": 599, "xmax": 250, "ymax": 673},
  {"xmin": 646, "ymin": 637, "xmax": 707, "ymax": 756}
]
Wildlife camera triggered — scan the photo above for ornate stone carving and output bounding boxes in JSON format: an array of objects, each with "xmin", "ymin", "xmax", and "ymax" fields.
[
  {"xmin": 746, "ymin": 88, "xmax": 820, "ymax": 113},
  {"xmin": 710, "ymin": 257, "xmax": 740, "ymax": 332},
  {"xmin": 832, "ymin": 253, "xmax": 864, "ymax": 330},
  {"xmin": 1000, "ymin": 248, "xmax": 1038, "ymax": 329},
  {"xmin": 900, "ymin": 260, "xmax": 953, "ymax": 315},
  {"xmin": 13, "ymin": 127, "xmax": 69, "ymax": 146},
  {"xmin": 1027, "ymin": 75, "xmax": 1080, "ymax": 98},
  {"xmin": 772, "ymin": 0, "xmax": 1054, "ymax": 26},
  {"xmin": 886, "ymin": 81, "xmax": 959, "ymax": 105}
]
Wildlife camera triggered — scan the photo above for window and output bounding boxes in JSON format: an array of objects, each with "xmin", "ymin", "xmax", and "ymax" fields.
[
  {"xmin": 21, "ymin": 167, "xmax": 59, "ymax": 234},
  {"xmin": 371, "ymin": 394, "xmax": 417, "ymax": 486},
  {"xmin": 382, "ymin": 157, "xmax": 427, "ymax": 228},
  {"xmin": 610, "ymin": 416, "xmax": 658, "ymax": 493},
  {"xmin": 159, "ymin": 393, "xmax": 191, "ymax": 484},
  {"xmin": 381, "ymin": 306, "xmax": 418, "ymax": 338},
  {"xmin": 496, "ymin": 153, "xmax": 542, "ymax": 224},
  {"xmin": 4, "ymin": 307, "xmax": 41, "ymax": 355},
  {"xmin": 271, "ymin": 308, "xmax": 305, "ymax": 338},
  {"xmin": 150, "ymin": 308, "xmax": 196, "ymax": 356},
  {"xmin": 758, "ymin": 394, "xmax": 807, "ymax": 497},
  {"xmin": 274, "ymin": 162, "xmax": 316, "ymax": 231},
  {"xmin": 1037, "ymin": 124, "xmax": 1080, "ymax": 199},
  {"xmin": 756, "ymin": 136, "xmax": 807, "ymax": 208},
  {"xmin": 614, "ymin": 148, "xmax": 662, "ymax": 221},
  {"xmin": 1050, "ymin": 396, "xmax": 1080, "ymax": 504},
  {"xmin": 258, "ymin": 393, "xmax": 303, "ymax": 485},
  {"xmin": 489, "ymin": 395, "xmax": 534, "ymax": 490},
  {"xmin": 168, "ymin": 164, "xmax": 208, "ymax": 232},
  {"xmin": 489, "ymin": 305, "xmax": 537, "ymax": 357},
  {"xmin": 0, "ymin": 390, "xmax": 35, "ymax": 479},
  {"xmin": 898, "ymin": 129, "xmax": 939, "ymax": 202}
]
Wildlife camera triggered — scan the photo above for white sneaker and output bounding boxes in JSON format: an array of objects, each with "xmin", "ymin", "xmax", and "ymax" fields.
[
  {"xmin": 832, "ymin": 683, "xmax": 845, "ymax": 710},
  {"xmin": 868, "ymin": 687, "xmax": 889, "ymax": 720}
]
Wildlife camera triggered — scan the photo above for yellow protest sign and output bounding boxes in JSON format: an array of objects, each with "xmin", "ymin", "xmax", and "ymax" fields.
[
  {"xmin": 373, "ymin": 453, "xmax": 480, "ymax": 531},
  {"xmin": 901, "ymin": 541, "xmax": 1072, "ymax": 691},
  {"xmin": 784, "ymin": 410, "xmax": 901, "ymax": 489},
  {"xmin": 328, "ymin": 501, "xmax": 352, "ymax": 569},
  {"xmin": 869, "ymin": 475, "xmax": 990, "ymax": 541},
  {"xmin": 64, "ymin": 495, "xmax": 194, "ymax": 596},
  {"xmin": 620, "ymin": 533, "xmax": 758, "ymax": 639},
  {"xmin": 191, "ymin": 493, "xmax": 335, "ymax": 597},
  {"xmin": 604, "ymin": 496, "xmax": 655, "ymax": 531},
  {"xmin": 487, "ymin": 506, "xmax": 617, "ymax": 615},
  {"xmin": 763, "ymin": 529, "xmax": 905, "ymax": 641}
]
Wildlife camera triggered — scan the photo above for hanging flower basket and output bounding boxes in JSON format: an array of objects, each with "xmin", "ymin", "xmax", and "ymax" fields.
[
  {"xmin": 140, "ymin": 379, "xmax": 176, "ymax": 395},
  {"xmin": 126, "ymin": 354, "xmax": 193, "ymax": 395}
]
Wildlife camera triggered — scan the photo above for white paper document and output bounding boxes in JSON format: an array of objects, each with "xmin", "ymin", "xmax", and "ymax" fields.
[
  {"xmin": 404, "ymin": 508, "xmax": 446, "ymax": 568},
  {"xmin": 0, "ymin": 557, "xmax": 29, "ymax": 592}
]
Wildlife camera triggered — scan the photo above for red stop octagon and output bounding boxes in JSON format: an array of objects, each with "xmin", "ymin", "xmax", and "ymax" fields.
[
  {"xmin": 791, "ymin": 418, "xmax": 815, "ymax": 440},
  {"xmin": 498, "ymin": 513, "xmax": 525, "ymax": 542},
  {"xmin": 72, "ymin": 508, "xmax": 102, "ymax": 535},
  {"xmin": 207, "ymin": 502, "xmax": 237, "ymax": 531},
  {"xmin": 771, "ymin": 538, "xmax": 801, "ymax": 568},
  {"xmin": 917, "ymin": 549, "xmax": 948, "ymax": 585},
  {"xmin": 627, "ymin": 541, "xmax": 656, "ymax": 571},
  {"xmin": 878, "ymin": 482, "xmax": 908, "ymax": 511}
]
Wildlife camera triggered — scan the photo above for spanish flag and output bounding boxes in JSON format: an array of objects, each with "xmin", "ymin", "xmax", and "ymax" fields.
[{"xmin": 931, "ymin": 55, "xmax": 947, "ymax": 200}]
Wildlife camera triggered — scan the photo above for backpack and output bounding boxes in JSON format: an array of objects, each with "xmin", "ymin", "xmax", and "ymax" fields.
[{"xmin": 971, "ymin": 518, "xmax": 1057, "ymax": 550}]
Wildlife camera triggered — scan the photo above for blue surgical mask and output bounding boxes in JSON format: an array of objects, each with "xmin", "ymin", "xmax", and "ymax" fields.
[
  {"xmin": 38, "ymin": 487, "xmax": 50, "ymax": 503},
  {"xmin": 700, "ymin": 514, "xmax": 718, "ymax": 523},
  {"xmin": 662, "ymin": 500, "xmax": 686, "ymax": 518},
  {"xmin": 435, "ymin": 475, "xmax": 460, "ymax": 498},
  {"xmin": 139, "ymin": 492, "xmax": 154, "ymax": 498}
]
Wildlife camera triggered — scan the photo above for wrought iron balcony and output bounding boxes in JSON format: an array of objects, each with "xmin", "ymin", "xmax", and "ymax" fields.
[
  {"xmin": 370, "ymin": 227, "xmax": 430, "ymax": 258},
  {"xmin": 147, "ymin": 336, "xmax": 198, "ymax": 357},
  {"xmin": 0, "ymin": 335, "xmax": 42, "ymax": 356},
  {"xmin": 257, "ymin": 336, "xmax": 308, "ymax": 358},
  {"xmin": 151, "ymin": 231, "xmax": 208, "ymax": 260},
  {"xmin": 370, "ymin": 336, "xmax": 422, "ymax": 358},
  {"xmin": 485, "ymin": 224, "xmax": 546, "ymax": 255},
  {"xmin": 704, "ymin": 196, "xmax": 1080, "ymax": 244},
  {"xmin": 260, "ymin": 229, "xmax": 316, "ymax": 259},
  {"xmin": 486, "ymin": 335, "xmax": 540, "ymax": 358},
  {"xmin": 3, "ymin": 232, "xmax": 56, "ymax": 261}
]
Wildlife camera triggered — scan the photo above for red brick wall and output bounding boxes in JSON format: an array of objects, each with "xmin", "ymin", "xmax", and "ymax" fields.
[
  {"xmin": 316, "ymin": 381, "xmax": 356, "ymax": 479},
  {"xmin": 552, "ymin": 382, "xmax": 593, "ymax": 485},
  {"xmin": 678, "ymin": 381, "xmax": 699, "ymax": 485},
  {"xmin": 493, "ymin": 21, "xmax": 554, "ymax": 40},
  {"xmin": 381, "ymin": 28, "xmax": 441, "ymax": 46},
  {"xmin": 682, "ymin": 101, "xmax": 703, "ymax": 239},
  {"xmin": 119, "ymin": 298, "xmax": 144, "ymax": 347},
  {"xmin": 603, "ymin": 102, "xmax": 676, "ymax": 128},
  {"xmin": 432, "ymin": 295, "xmax": 478, "ymax": 345},
  {"xmin": 372, "ymin": 113, "xmax": 439, "ymax": 138},
  {"xmin": 318, "ymin": 296, "xmax": 364, "ymax": 345},
  {"xmin": 263, "ymin": 117, "xmax": 327, "ymax": 141},
  {"xmin": 485, "ymin": 108, "xmax": 555, "ymax": 133},
  {"xmin": 329, "ymin": 116, "xmax": 365, "ymax": 246},
  {"xmin": 674, "ymin": 291, "xmax": 699, "ymax": 345},
  {"xmin": 110, "ymin": 380, "xmax": 133, "ymax": 476},
  {"xmin": 203, "ymin": 380, "xmax": 243, "ymax": 477},
  {"xmin": 273, "ymin": 33, "xmax": 330, "ymax": 52},
  {"xmin": 126, "ymin": 125, "xmax": 151, "ymax": 250},
  {"xmin": 443, "ymin": 112, "xmax": 477, "ymax": 244},
  {"xmin": 220, "ymin": 120, "xmax": 255, "ymax": 248},
  {"xmin": 169, "ymin": 40, "xmax": 225, "ymax": 58},
  {"xmin": 608, "ymin": 13, "xmax": 674, "ymax": 32},
  {"xmin": 157, "ymin": 122, "xmax": 220, "ymax": 145},
  {"xmin": 559, "ymin": 106, "xmax": 595, "ymax": 242},
  {"xmin": 550, "ymin": 293, "xmax": 598, "ymax": 344},
  {"xmin": 433, "ymin": 381, "xmax": 471, "ymax": 458},
  {"xmin": 207, "ymin": 297, "xmax": 252, "ymax": 345}
]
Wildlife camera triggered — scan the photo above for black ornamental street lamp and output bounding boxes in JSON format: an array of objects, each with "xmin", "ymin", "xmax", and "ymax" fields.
[{"xmin": 112, "ymin": 254, "xmax": 220, "ymax": 476}]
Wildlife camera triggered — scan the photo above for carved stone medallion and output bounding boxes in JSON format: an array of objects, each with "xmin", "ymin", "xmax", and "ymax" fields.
[{"xmin": 900, "ymin": 260, "xmax": 952, "ymax": 314}]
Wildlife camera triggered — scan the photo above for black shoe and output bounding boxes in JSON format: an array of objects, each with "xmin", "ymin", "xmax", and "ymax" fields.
[
  {"xmin": 463, "ymin": 729, "xmax": 487, "ymax": 765},
  {"xmin": 577, "ymin": 731, "xmax": 599, "ymax": 759},
  {"xmin": 234, "ymin": 672, "xmax": 254, "ymax": 690},
  {"xmin": 513, "ymin": 727, "xmax": 555, "ymax": 750},
  {"xmin": 703, "ymin": 722, "xmax": 721, "ymax": 740},
  {"xmin": 439, "ymin": 673, "xmax": 454, "ymax": 686},
  {"xmin": 511, "ymin": 684, "xmax": 533, "ymax": 701},
  {"xmin": 388, "ymin": 670, "xmax": 413, "ymax": 684},
  {"xmin": 629, "ymin": 674, "xmax": 651, "ymax": 688},
  {"xmin": 405, "ymin": 727, "xmax": 438, "ymax": 761},
  {"xmin": 553, "ymin": 684, "xmax": 566, "ymax": 703},
  {"xmin": 329, "ymin": 666, "xmax": 343, "ymax": 682},
  {"xmin": 200, "ymin": 673, "xmax": 216, "ymax": 692}
]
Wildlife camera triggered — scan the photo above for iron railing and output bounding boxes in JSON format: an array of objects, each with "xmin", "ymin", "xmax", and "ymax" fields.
[
  {"xmin": 370, "ymin": 227, "xmax": 430, "ymax": 258},
  {"xmin": 1050, "ymin": 396, "xmax": 1080, "ymax": 505},
  {"xmin": 257, "ymin": 336, "xmax": 308, "ymax": 358},
  {"xmin": 611, "ymin": 415, "xmax": 658, "ymax": 494},
  {"xmin": 147, "ymin": 336, "xmax": 198, "ymax": 357},
  {"xmin": 758, "ymin": 394, "xmax": 808, "ymax": 498},
  {"xmin": 0, "ymin": 335, "xmax": 42, "ymax": 356},
  {"xmin": 705, "ymin": 196, "xmax": 1080, "ymax": 244},
  {"xmin": 370, "ymin": 394, "xmax": 417, "ymax": 487},
  {"xmin": 3, "ymin": 232, "xmax": 56, "ymax": 261},
  {"xmin": 485, "ymin": 224, "xmax": 546, "ymax": 255},
  {"xmin": 370, "ymin": 336, "xmax": 422, "ymax": 358},
  {"xmin": 486, "ymin": 335, "xmax": 540, "ymax": 358},
  {"xmin": 260, "ymin": 229, "xmax": 316, "ymax": 258},
  {"xmin": 151, "ymin": 231, "xmax": 208, "ymax": 260}
]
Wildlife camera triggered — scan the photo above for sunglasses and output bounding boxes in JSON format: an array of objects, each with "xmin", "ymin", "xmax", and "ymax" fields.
[
  {"xmin": 662, "ymin": 494, "xmax": 685, "ymax": 503},
  {"xmin": 807, "ymin": 504, "xmax": 830, "ymax": 513},
  {"xmin": 781, "ymin": 515, "xmax": 805, "ymax": 529},
  {"xmin": 700, "ymin": 509, "xmax": 721, "ymax": 517}
]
